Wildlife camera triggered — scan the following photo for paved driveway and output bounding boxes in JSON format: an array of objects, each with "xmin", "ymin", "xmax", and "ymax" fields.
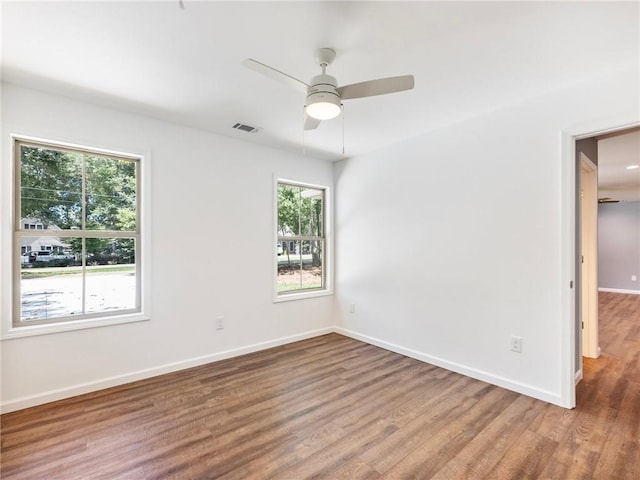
[{"xmin": 21, "ymin": 271, "xmax": 136, "ymax": 321}]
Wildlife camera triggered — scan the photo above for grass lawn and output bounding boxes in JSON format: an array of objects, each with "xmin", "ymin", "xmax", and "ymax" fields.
[
  {"xmin": 21, "ymin": 264, "xmax": 135, "ymax": 279},
  {"xmin": 277, "ymin": 264, "xmax": 322, "ymax": 292}
]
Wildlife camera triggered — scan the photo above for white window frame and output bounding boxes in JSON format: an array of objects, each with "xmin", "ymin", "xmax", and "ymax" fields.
[
  {"xmin": 273, "ymin": 177, "xmax": 333, "ymax": 302},
  {"xmin": 2, "ymin": 135, "xmax": 151, "ymax": 339}
]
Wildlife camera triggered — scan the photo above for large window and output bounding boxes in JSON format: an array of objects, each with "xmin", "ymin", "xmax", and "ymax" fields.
[
  {"xmin": 14, "ymin": 138, "xmax": 141, "ymax": 327},
  {"xmin": 276, "ymin": 181, "xmax": 326, "ymax": 296}
]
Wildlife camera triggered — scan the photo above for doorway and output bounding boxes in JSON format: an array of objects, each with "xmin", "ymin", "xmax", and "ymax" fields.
[{"xmin": 572, "ymin": 124, "xmax": 639, "ymax": 394}]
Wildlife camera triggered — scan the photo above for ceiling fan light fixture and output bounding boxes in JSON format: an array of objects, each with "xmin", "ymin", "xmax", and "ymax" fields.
[
  {"xmin": 305, "ymin": 92, "xmax": 341, "ymax": 120},
  {"xmin": 243, "ymin": 48, "xmax": 415, "ymax": 130}
]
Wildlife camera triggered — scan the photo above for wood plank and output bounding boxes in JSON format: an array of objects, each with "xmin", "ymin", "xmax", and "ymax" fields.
[
  {"xmin": 328, "ymin": 456, "xmax": 381, "ymax": 479},
  {"xmin": 428, "ymin": 395, "xmax": 546, "ymax": 479},
  {"xmin": 485, "ymin": 430, "xmax": 559, "ymax": 480},
  {"xmin": 359, "ymin": 377, "xmax": 487, "ymax": 474},
  {"xmin": 379, "ymin": 387, "xmax": 519, "ymax": 479},
  {"xmin": 269, "ymin": 418, "xmax": 398, "ymax": 480},
  {"xmin": 590, "ymin": 380, "xmax": 640, "ymax": 479}
]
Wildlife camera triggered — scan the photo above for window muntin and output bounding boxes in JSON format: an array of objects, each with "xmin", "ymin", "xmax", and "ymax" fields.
[
  {"xmin": 276, "ymin": 182, "xmax": 325, "ymax": 295},
  {"xmin": 14, "ymin": 139, "xmax": 141, "ymax": 327}
]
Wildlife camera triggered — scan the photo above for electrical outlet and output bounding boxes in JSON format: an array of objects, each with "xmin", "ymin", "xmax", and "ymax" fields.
[
  {"xmin": 510, "ymin": 335, "xmax": 523, "ymax": 353},
  {"xmin": 632, "ymin": 275, "xmax": 637, "ymax": 282},
  {"xmin": 349, "ymin": 304, "xmax": 355, "ymax": 314},
  {"xmin": 216, "ymin": 316, "xmax": 224, "ymax": 330}
]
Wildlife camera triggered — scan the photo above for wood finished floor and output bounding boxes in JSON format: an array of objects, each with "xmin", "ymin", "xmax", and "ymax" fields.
[{"xmin": 1, "ymin": 292, "xmax": 638, "ymax": 479}]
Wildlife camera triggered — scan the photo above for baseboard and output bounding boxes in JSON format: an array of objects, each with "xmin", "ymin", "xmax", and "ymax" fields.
[
  {"xmin": 2, "ymin": 325, "xmax": 567, "ymax": 413},
  {"xmin": 334, "ymin": 327, "xmax": 563, "ymax": 407},
  {"xmin": 575, "ymin": 369, "xmax": 583, "ymax": 385},
  {"xmin": 0, "ymin": 327, "xmax": 334, "ymax": 413},
  {"xmin": 598, "ymin": 287, "xmax": 640, "ymax": 295}
]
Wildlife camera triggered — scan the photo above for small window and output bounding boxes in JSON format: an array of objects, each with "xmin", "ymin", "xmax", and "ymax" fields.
[
  {"xmin": 276, "ymin": 181, "xmax": 326, "ymax": 296},
  {"xmin": 14, "ymin": 138, "xmax": 142, "ymax": 328}
]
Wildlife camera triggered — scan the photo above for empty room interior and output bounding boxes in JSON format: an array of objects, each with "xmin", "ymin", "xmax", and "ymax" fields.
[{"xmin": 1, "ymin": 1, "xmax": 639, "ymax": 479}]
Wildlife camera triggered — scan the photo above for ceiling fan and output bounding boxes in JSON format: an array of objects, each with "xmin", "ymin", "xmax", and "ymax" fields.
[
  {"xmin": 598, "ymin": 197, "xmax": 620, "ymax": 204},
  {"xmin": 242, "ymin": 48, "xmax": 415, "ymax": 130}
]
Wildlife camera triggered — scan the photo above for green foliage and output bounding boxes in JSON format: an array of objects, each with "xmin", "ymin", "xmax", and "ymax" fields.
[
  {"xmin": 20, "ymin": 146, "xmax": 82, "ymax": 229},
  {"xmin": 277, "ymin": 184, "xmax": 298, "ymax": 237},
  {"xmin": 277, "ymin": 184, "xmax": 323, "ymax": 237},
  {"xmin": 86, "ymin": 156, "xmax": 137, "ymax": 231},
  {"xmin": 20, "ymin": 146, "xmax": 136, "ymax": 234},
  {"xmin": 20, "ymin": 145, "xmax": 137, "ymax": 262},
  {"xmin": 277, "ymin": 183, "xmax": 323, "ymax": 268}
]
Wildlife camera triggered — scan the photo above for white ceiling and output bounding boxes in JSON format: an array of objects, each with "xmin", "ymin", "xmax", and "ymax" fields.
[
  {"xmin": 1, "ymin": 1, "xmax": 639, "ymax": 161},
  {"xmin": 598, "ymin": 129, "xmax": 640, "ymax": 202}
]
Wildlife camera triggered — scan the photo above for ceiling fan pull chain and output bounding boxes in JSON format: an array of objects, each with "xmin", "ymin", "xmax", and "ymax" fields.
[
  {"xmin": 342, "ymin": 104, "xmax": 345, "ymax": 156},
  {"xmin": 302, "ymin": 107, "xmax": 306, "ymax": 158}
]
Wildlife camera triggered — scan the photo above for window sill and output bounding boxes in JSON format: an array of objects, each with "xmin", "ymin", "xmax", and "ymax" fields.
[
  {"xmin": 273, "ymin": 289, "xmax": 334, "ymax": 303},
  {"xmin": 1, "ymin": 313, "xmax": 150, "ymax": 340}
]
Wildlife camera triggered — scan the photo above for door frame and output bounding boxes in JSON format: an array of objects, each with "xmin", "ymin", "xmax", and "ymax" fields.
[{"xmin": 561, "ymin": 117, "xmax": 639, "ymax": 409}]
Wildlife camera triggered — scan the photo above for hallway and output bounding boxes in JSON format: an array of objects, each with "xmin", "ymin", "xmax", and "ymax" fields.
[{"xmin": 575, "ymin": 292, "xmax": 640, "ymax": 476}]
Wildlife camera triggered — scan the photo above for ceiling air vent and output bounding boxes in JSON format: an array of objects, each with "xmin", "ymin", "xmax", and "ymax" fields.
[{"xmin": 232, "ymin": 122, "xmax": 260, "ymax": 133}]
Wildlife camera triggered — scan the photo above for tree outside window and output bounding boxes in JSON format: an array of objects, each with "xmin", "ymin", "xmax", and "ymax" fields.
[{"xmin": 276, "ymin": 182, "xmax": 325, "ymax": 294}]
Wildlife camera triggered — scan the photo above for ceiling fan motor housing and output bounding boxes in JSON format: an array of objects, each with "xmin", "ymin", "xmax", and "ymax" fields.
[{"xmin": 306, "ymin": 74, "xmax": 342, "ymax": 119}]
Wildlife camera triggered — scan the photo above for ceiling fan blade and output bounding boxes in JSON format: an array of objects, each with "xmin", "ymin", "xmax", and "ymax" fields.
[
  {"xmin": 242, "ymin": 58, "xmax": 309, "ymax": 93},
  {"xmin": 337, "ymin": 75, "xmax": 414, "ymax": 100},
  {"xmin": 304, "ymin": 114, "xmax": 321, "ymax": 131}
]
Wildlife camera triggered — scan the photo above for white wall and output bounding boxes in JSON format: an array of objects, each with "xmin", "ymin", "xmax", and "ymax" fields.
[
  {"xmin": 598, "ymin": 201, "xmax": 640, "ymax": 293},
  {"xmin": 333, "ymin": 67, "xmax": 639, "ymax": 407},
  {"xmin": 0, "ymin": 84, "xmax": 334, "ymax": 412}
]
